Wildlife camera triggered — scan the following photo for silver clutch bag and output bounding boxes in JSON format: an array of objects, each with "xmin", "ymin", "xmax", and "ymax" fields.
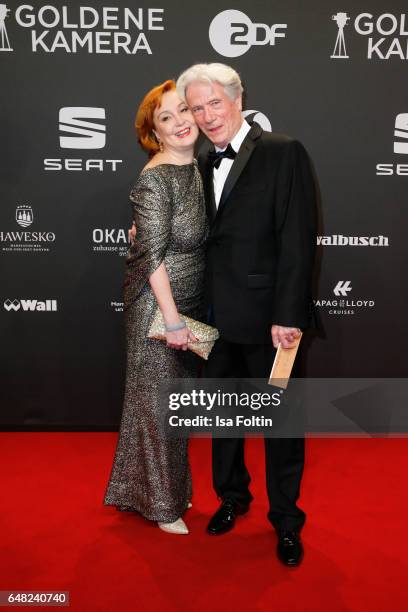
[{"xmin": 147, "ymin": 308, "xmax": 219, "ymax": 360}]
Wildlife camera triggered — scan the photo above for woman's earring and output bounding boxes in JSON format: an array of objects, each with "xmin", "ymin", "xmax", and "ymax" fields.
[{"xmin": 159, "ymin": 141, "xmax": 164, "ymax": 153}]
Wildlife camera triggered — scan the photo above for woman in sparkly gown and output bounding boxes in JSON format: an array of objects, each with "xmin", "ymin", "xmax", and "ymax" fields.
[{"xmin": 104, "ymin": 80, "xmax": 207, "ymax": 534}]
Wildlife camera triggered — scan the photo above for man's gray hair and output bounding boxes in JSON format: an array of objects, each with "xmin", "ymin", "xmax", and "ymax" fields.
[{"xmin": 176, "ymin": 63, "xmax": 243, "ymax": 102}]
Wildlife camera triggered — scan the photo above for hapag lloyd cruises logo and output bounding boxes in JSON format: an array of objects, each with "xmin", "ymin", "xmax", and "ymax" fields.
[
  {"xmin": 314, "ymin": 282, "xmax": 375, "ymax": 316},
  {"xmin": 44, "ymin": 107, "xmax": 122, "ymax": 172},
  {"xmin": 4, "ymin": 4, "xmax": 164, "ymax": 54},
  {"xmin": 1, "ymin": 205, "xmax": 56, "ymax": 253},
  {"xmin": 331, "ymin": 12, "xmax": 408, "ymax": 60},
  {"xmin": 209, "ymin": 10, "xmax": 287, "ymax": 57},
  {"xmin": 4, "ymin": 298, "xmax": 57, "ymax": 312},
  {"xmin": 376, "ymin": 114, "xmax": 408, "ymax": 177},
  {"xmin": 92, "ymin": 228, "xmax": 129, "ymax": 256}
]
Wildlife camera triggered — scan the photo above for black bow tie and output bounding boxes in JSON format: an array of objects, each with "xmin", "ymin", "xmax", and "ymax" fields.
[{"xmin": 208, "ymin": 143, "xmax": 237, "ymax": 169}]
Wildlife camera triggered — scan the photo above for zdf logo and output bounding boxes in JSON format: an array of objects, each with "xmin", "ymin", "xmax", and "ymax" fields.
[
  {"xmin": 209, "ymin": 10, "xmax": 287, "ymax": 58},
  {"xmin": 59, "ymin": 107, "xmax": 106, "ymax": 149}
]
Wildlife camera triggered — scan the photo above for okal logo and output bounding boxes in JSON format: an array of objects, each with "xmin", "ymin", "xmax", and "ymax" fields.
[
  {"xmin": 314, "ymin": 282, "xmax": 375, "ymax": 316},
  {"xmin": 59, "ymin": 107, "xmax": 106, "ymax": 149},
  {"xmin": 16, "ymin": 204, "xmax": 33, "ymax": 228},
  {"xmin": 376, "ymin": 113, "xmax": 408, "ymax": 176},
  {"xmin": 242, "ymin": 110, "xmax": 272, "ymax": 132},
  {"xmin": 44, "ymin": 108, "xmax": 122, "ymax": 172},
  {"xmin": 331, "ymin": 12, "xmax": 408, "ymax": 60},
  {"xmin": 0, "ymin": 3, "xmax": 12, "ymax": 51},
  {"xmin": 209, "ymin": 10, "xmax": 287, "ymax": 58},
  {"xmin": 4, "ymin": 299, "xmax": 58, "ymax": 312},
  {"xmin": 92, "ymin": 228, "xmax": 129, "ymax": 256}
]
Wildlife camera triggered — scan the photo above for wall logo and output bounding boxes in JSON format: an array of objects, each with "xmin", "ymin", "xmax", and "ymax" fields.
[
  {"xmin": 92, "ymin": 228, "xmax": 129, "ymax": 256},
  {"xmin": 314, "ymin": 283, "xmax": 375, "ymax": 316},
  {"xmin": 1, "ymin": 206, "xmax": 56, "ymax": 253},
  {"xmin": 243, "ymin": 110, "xmax": 272, "ymax": 132},
  {"xmin": 209, "ymin": 10, "xmax": 287, "ymax": 58},
  {"xmin": 44, "ymin": 108, "xmax": 122, "ymax": 172},
  {"xmin": 333, "ymin": 281, "xmax": 352, "ymax": 296},
  {"xmin": 7, "ymin": 5, "xmax": 164, "ymax": 54},
  {"xmin": 4, "ymin": 298, "xmax": 58, "ymax": 312},
  {"xmin": 331, "ymin": 12, "xmax": 408, "ymax": 60},
  {"xmin": 16, "ymin": 205, "xmax": 33, "ymax": 228},
  {"xmin": 0, "ymin": 3, "xmax": 12, "ymax": 51},
  {"xmin": 59, "ymin": 107, "xmax": 106, "ymax": 149},
  {"xmin": 376, "ymin": 113, "xmax": 408, "ymax": 176},
  {"xmin": 317, "ymin": 235, "xmax": 389, "ymax": 246},
  {"xmin": 331, "ymin": 12, "xmax": 350, "ymax": 58}
]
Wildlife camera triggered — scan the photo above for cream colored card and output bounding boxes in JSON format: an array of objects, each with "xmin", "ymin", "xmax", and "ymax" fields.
[{"xmin": 268, "ymin": 333, "xmax": 302, "ymax": 389}]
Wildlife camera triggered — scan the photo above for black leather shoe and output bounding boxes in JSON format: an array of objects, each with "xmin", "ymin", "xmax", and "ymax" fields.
[
  {"xmin": 207, "ymin": 499, "xmax": 249, "ymax": 535},
  {"xmin": 277, "ymin": 531, "xmax": 303, "ymax": 566}
]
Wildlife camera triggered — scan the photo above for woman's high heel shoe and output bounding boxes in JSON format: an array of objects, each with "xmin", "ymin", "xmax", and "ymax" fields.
[{"xmin": 158, "ymin": 517, "xmax": 189, "ymax": 534}]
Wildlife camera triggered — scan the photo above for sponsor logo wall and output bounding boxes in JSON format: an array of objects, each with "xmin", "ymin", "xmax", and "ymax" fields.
[{"xmin": 1, "ymin": 0, "xmax": 406, "ymax": 428}]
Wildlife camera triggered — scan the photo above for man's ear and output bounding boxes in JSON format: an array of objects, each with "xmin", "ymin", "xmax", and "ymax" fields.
[{"xmin": 234, "ymin": 95, "xmax": 243, "ymax": 112}]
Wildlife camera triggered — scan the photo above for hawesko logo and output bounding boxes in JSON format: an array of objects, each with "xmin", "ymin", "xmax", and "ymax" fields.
[
  {"xmin": 209, "ymin": 10, "xmax": 287, "ymax": 58},
  {"xmin": 0, "ymin": 3, "xmax": 12, "ymax": 51},
  {"xmin": 331, "ymin": 12, "xmax": 408, "ymax": 60},
  {"xmin": 16, "ymin": 205, "xmax": 33, "ymax": 228},
  {"xmin": 59, "ymin": 107, "xmax": 106, "ymax": 149},
  {"xmin": 4, "ymin": 299, "xmax": 58, "ymax": 312},
  {"xmin": 376, "ymin": 114, "xmax": 408, "ymax": 176},
  {"xmin": 394, "ymin": 113, "xmax": 408, "ymax": 154},
  {"xmin": 333, "ymin": 281, "xmax": 352, "ymax": 296},
  {"xmin": 317, "ymin": 235, "xmax": 389, "ymax": 246},
  {"xmin": 243, "ymin": 110, "xmax": 272, "ymax": 132}
]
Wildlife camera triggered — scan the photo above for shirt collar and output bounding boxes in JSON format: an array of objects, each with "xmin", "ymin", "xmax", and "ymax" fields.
[{"xmin": 215, "ymin": 119, "xmax": 251, "ymax": 153}]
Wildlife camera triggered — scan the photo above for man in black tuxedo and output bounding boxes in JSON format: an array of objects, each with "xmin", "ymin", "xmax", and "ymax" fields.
[{"xmin": 177, "ymin": 63, "xmax": 317, "ymax": 566}]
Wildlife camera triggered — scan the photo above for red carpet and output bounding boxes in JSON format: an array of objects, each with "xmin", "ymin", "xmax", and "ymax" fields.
[{"xmin": 0, "ymin": 434, "xmax": 407, "ymax": 611}]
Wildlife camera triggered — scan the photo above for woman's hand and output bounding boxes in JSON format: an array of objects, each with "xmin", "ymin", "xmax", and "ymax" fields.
[{"xmin": 166, "ymin": 327, "xmax": 198, "ymax": 351}]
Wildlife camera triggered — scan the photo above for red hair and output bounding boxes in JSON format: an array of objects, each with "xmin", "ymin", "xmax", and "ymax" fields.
[{"xmin": 135, "ymin": 79, "xmax": 176, "ymax": 156}]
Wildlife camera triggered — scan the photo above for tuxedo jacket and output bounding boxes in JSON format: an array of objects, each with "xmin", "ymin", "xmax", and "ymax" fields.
[{"xmin": 198, "ymin": 122, "xmax": 317, "ymax": 345}]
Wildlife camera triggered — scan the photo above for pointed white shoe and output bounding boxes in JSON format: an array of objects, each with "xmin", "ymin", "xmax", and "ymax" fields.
[{"xmin": 158, "ymin": 517, "xmax": 189, "ymax": 535}]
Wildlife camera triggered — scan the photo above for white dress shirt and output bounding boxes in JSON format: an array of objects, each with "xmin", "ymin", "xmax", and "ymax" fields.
[{"xmin": 213, "ymin": 119, "xmax": 251, "ymax": 208}]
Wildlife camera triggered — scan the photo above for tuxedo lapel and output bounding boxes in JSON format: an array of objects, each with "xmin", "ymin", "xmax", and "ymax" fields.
[
  {"xmin": 201, "ymin": 155, "xmax": 217, "ymax": 225},
  {"xmin": 216, "ymin": 122, "xmax": 263, "ymax": 218}
]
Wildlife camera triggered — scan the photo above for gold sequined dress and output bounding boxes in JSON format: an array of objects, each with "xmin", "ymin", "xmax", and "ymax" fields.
[{"xmin": 104, "ymin": 161, "xmax": 207, "ymax": 522}]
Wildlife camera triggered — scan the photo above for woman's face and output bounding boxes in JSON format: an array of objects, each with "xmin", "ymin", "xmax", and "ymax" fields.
[{"xmin": 153, "ymin": 90, "xmax": 199, "ymax": 152}]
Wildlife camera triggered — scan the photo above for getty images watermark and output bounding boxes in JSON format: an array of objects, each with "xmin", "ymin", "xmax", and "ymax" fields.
[{"xmin": 159, "ymin": 378, "xmax": 408, "ymax": 438}]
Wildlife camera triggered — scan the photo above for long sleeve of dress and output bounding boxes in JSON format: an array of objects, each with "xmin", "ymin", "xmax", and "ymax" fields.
[{"xmin": 124, "ymin": 170, "xmax": 172, "ymax": 307}]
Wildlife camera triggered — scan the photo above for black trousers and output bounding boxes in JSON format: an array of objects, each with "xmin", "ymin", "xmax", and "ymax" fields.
[{"xmin": 204, "ymin": 337, "xmax": 306, "ymax": 532}]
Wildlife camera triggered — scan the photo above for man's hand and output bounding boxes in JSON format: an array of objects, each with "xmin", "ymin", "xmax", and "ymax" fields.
[
  {"xmin": 128, "ymin": 222, "xmax": 136, "ymax": 244},
  {"xmin": 271, "ymin": 325, "xmax": 301, "ymax": 349}
]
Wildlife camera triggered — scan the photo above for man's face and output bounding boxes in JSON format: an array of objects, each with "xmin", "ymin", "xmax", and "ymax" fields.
[{"xmin": 185, "ymin": 80, "xmax": 243, "ymax": 149}]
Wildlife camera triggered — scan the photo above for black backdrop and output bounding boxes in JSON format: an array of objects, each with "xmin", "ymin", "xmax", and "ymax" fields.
[{"xmin": 1, "ymin": 1, "xmax": 407, "ymax": 428}]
